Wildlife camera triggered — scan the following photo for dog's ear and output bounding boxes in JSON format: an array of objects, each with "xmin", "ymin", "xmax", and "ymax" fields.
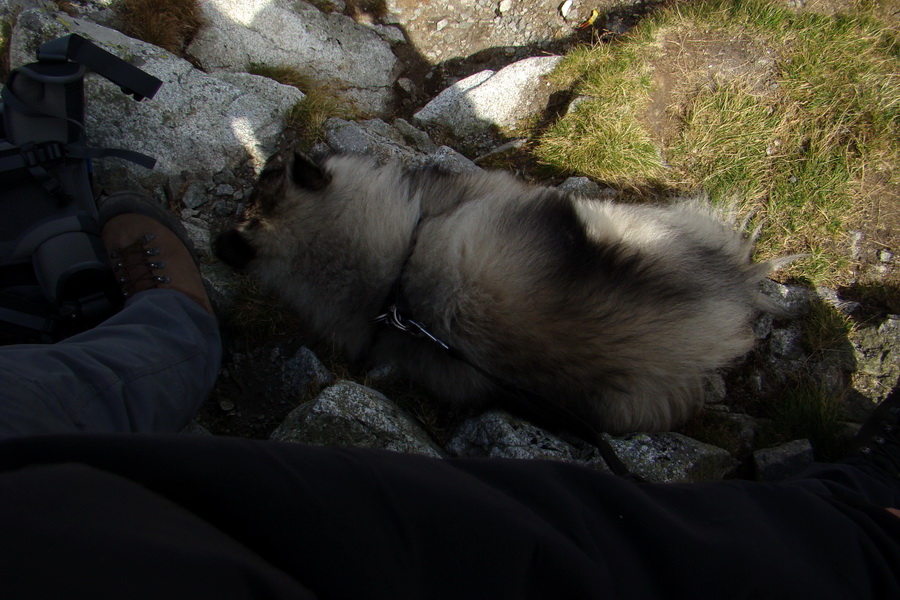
[
  {"xmin": 214, "ymin": 229, "xmax": 257, "ymax": 269},
  {"xmin": 289, "ymin": 152, "xmax": 331, "ymax": 191}
]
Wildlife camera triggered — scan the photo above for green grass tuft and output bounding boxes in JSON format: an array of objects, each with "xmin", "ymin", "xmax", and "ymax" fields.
[
  {"xmin": 247, "ymin": 62, "xmax": 348, "ymax": 149},
  {"xmin": 758, "ymin": 383, "xmax": 850, "ymax": 461}
]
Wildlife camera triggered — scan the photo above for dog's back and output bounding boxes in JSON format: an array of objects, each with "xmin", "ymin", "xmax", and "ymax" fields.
[{"xmin": 377, "ymin": 168, "xmax": 774, "ymax": 433}]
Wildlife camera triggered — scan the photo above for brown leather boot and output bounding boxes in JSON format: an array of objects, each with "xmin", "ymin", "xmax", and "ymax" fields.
[{"xmin": 99, "ymin": 192, "xmax": 214, "ymax": 315}]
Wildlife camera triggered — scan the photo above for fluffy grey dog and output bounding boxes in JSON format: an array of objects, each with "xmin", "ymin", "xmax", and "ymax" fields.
[{"xmin": 215, "ymin": 152, "xmax": 780, "ymax": 434}]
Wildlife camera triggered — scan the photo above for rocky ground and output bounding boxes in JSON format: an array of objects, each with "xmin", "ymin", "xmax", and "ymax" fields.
[{"xmin": 2, "ymin": 0, "xmax": 897, "ymax": 483}]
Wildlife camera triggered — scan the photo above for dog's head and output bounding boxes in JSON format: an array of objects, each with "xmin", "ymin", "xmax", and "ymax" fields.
[
  {"xmin": 212, "ymin": 151, "xmax": 416, "ymax": 360},
  {"xmin": 213, "ymin": 152, "xmax": 332, "ymax": 270}
]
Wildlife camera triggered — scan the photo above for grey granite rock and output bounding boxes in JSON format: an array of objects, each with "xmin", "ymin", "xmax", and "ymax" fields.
[
  {"xmin": 609, "ymin": 432, "xmax": 740, "ymax": 483},
  {"xmin": 413, "ymin": 55, "xmax": 563, "ymax": 138},
  {"xmin": 11, "ymin": 7, "xmax": 302, "ymax": 192},
  {"xmin": 270, "ymin": 381, "xmax": 446, "ymax": 458},
  {"xmin": 753, "ymin": 439, "xmax": 815, "ymax": 481},
  {"xmin": 851, "ymin": 315, "xmax": 900, "ymax": 407},
  {"xmin": 187, "ymin": 0, "xmax": 400, "ymax": 116}
]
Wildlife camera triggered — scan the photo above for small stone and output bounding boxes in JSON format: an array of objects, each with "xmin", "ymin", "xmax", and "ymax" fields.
[
  {"xmin": 213, "ymin": 169, "xmax": 235, "ymax": 184},
  {"xmin": 436, "ymin": 18, "xmax": 449, "ymax": 31},
  {"xmin": 370, "ymin": 24, "xmax": 406, "ymax": 45},
  {"xmin": 849, "ymin": 231, "xmax": 864, "ymax": 261},
  {"xmin": 754, "ymin": 439, "xmax": 814, "ymax": 481},
  {"xmin": 219, "ymin": 399, "xmax": 235, "ymax": 411},
  {"xmin": 181, "ymin": 181, "xmax": 208, "ymax": 209},
  {"xmin": 395, "ymin": 77, "xmax": 418, "ymax": 97},
  {"xmin": 566, "ymin": 96, "xmax": 591, "ymax": 115},
  {"xmin": 281, "ymin": 347, "xmax": 334, "ymax": 397},
  {"xmin": 213, "ymin": 200, "xmax": 235, "ymax": 216},
  {"xmin": 393, "ymin": 118, "xmax": 438, "ymax": 153},
  {"xmin": 703, "ymin": 373, "xmax": 728, "ymax": 404},
  {"xmin": 769, "ymin": 325, "xmax": 805, "ymax": 360},
  {"xmin": 758, "ymin": 279, "xmax": 812, "ymax": 317},
  {"xmin": 556, "ymin": 176, "xmax": 602, "ymax": 197},
  {"xmin": 752, "ymin": 312, "xmax": 775, "ymax": 340},
  {"xmin": 498, "ymin": 0, "xmax": 513, "ymax": 13}
]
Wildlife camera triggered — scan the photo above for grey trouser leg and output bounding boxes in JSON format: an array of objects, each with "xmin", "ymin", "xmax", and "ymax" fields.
[{"xmin": 0, "ymin": 289, "xmax": 221, "ymax": 436}]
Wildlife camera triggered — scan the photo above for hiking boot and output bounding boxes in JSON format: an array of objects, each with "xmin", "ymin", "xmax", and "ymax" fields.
[
  {"xmin": 846, "ymin": 386, "xmax": 900, "ymax": 478},
  {"xmin": 99, "ymin": 192, "xmax": 213, "ymax": 315}
]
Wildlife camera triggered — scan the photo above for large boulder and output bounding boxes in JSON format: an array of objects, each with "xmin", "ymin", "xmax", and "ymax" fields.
[
  {"xmin": 9, "ymin": 6, "xmax": 302, "ymax": 194},
  {"xmin": 187, "ymin": 0, "xmax": 401, "ymax": 117},
  {"xmin": 413, "ymin": 55, "xmax": 563, "ymax": 141}
]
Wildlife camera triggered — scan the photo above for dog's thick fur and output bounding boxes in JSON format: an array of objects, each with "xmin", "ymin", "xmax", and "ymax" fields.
[{"xmin": 215, "ymin": 153, "xmax": 779, "ymax": 434}]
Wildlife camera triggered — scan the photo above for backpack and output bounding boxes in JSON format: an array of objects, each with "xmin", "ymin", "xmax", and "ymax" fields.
[{"xmin": 0, "ymin": 33, "xmax": 162, "ymax": 343}]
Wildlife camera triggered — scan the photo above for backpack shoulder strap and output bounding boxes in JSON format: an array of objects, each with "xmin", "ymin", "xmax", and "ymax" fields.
[{"xmin": 37, "ymin": 34, "xmax": 162, "ymax": 101}]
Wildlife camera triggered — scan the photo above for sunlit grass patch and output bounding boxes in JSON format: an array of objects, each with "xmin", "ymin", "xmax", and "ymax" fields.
[
  {"xmin": 536, "ymin": 0, "xmax": 899, "ymax": 286},
  {"xmin": 536, "ymin": 99, "xmax": 664, "ymax": 187},
  {"xmin": 536, "ymin": 38, "xmax": 664, "ymax": 187}
]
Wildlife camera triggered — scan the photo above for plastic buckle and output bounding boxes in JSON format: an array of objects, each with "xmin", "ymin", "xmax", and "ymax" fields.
[
  {"xmin": 20, "ymin": 142, "xmax": 39, "ymax": 168},
  {"xmin": 20, "ymin": 142, "xmax": 64, "ymax": 168},
  {"xmin": 39, "ymin": 142, "xmax": 64, "ymax": 162}
]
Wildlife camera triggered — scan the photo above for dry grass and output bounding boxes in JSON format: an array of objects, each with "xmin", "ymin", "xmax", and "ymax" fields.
[
  {"xmin": 221, "ymin": 275, "xmax": 304, "ymax": 345},
  {"xmin": 113, "ymin": 0, "xmax": 203, "ymax": 56},
  {"xmin": 0, "ymin": 7, "xmax": 22, "ymax": 82}
]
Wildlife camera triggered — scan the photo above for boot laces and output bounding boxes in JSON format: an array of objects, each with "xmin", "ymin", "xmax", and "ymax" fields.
[{"xmin": 110, "ymin": 233, "xmax": 171, "ymax": 297}]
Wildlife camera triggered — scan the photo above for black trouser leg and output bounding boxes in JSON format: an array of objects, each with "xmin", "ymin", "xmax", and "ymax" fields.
[{"xmin": 1, "ymin": 434, "xmax": 899, "ymax": 599}]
